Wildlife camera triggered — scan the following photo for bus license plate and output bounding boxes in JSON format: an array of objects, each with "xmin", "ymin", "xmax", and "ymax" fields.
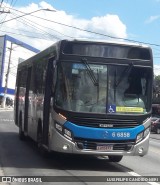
[{"xmin": 96, "ymin": 145, "xmax": 113, "ymax": 151}]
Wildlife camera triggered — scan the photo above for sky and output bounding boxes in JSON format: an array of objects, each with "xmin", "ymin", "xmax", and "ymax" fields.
[{"xmin": 0, "ymin": 0, "xmax": 160, "ymax": 75}]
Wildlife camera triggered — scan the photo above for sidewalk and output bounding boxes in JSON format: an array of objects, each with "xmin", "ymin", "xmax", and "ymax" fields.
[{"xmin": 0, "ymin": 106, "xmax": 13, "ymax": 111}]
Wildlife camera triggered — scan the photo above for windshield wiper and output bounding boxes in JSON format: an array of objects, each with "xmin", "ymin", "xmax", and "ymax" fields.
[
  {"xmin": 81, "ymin": 58, "xmax": 100, "ymax": 103},
  {"xmin": 115, "ymin": 62, "xmax": 134, "ymax": 87},
  {"xmin": 81, "ymin": 58, "xmax": 99, "ymax": 86}
]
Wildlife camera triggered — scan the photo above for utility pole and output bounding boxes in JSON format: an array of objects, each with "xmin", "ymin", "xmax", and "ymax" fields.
[{"xmin": 1, "ymin": 43, "xmax": 13, "ymax": 108}]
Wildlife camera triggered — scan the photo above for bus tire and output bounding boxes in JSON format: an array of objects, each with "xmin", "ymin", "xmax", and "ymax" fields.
[
  {"xmin": 37, "ymin": 125, "xmax": 49, "ymax": 157},
  {"xmin": 37, "ymin": 125, "xmax": 43, "ymax": 149},
  {"xmin": 108, "ymin": 155, "xmax": 123, "ymax": 162},
  {"xmin": 19, "ymin": 113, "xmax": 25, "ymax": 141}
]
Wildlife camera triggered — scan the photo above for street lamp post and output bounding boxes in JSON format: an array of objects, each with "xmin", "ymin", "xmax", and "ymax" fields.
[
  {"xmin": 0, "ymin": 8, "xmax": 56, "ymax": 25},
  {"xmin": 1, "ymin": 43, "xmax": 13, "ymax": 108},
  {"xmin": 0, "ymin": 8, "xmax": 56, "ymax": 108}
]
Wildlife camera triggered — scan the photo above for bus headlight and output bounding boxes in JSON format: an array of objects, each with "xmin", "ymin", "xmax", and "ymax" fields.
[
  {"xmin": 55, "ymin": 122, "xmax": 73, "ymax": 141},
  {"xmin": 55, "ymin": 122, "xmax": 63, "ymax": 133},
  {"xmin": 144, "ymin": 127, "xmax": 150, "ymax": 138},
  {"xmin": 136, "ymin": 132, "xmax": 143, "ymax": 143},
  {"xmin": 64, "ymin": 129, "xmax": 72, "ymax": 141},
  {"xmin": 136, "ymin": 127, "xmax": 150, "ymax": 143}
]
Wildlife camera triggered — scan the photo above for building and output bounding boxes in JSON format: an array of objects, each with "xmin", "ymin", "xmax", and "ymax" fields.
[{"xmin": 0, "ymin": 35, "xmax": 39, "ymax": 99}]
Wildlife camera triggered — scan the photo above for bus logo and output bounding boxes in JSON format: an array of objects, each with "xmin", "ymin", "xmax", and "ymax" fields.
[
  {"xmin": 99, "ymin": 124, "xmax": 113, "ymax": 128},
  {"xmin": 102, "ymin": 131, "xmax": 109, "ymax": 138}
]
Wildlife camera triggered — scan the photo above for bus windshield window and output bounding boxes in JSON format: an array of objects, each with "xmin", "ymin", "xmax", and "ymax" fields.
[
  {"xmin": 54, "ymin": 61, "xmax": 151, "ymax": 114},
  {"xmin": 108, "ymin": 66, "xmax": 151, "ymax": 114}
]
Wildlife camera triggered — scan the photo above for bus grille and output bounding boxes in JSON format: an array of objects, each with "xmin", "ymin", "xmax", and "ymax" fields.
[
  {"xmin": 74, "ymin": 138, "xmax": 134, "ymax": 151},
  {"xmin": 68, "ymin": 116, "xmax": 139, "ymax": 128}
]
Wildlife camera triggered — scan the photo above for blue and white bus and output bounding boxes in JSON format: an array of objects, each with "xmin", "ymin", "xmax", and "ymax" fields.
[{"xmin": 14, "ymin": 39, "xmax": 153, "ymax": 162}]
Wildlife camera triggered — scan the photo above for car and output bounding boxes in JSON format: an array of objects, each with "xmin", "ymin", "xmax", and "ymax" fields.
[
  {"xmin": 0, "ymin": 95, "xmax": 13, "ymax": 107},
  {"xmin": 0, "ymin": 94, "xmax": 4, "ymax": 105},
  {"xmin": 151, "ymin": 117, "xmax": 160, "ymax": 134}
]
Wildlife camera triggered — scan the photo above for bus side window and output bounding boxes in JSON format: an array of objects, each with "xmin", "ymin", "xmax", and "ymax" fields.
[
  {"xmin": 52, "ymin": 60, "xmax": 57, "ymax": 96},
  {"xmin": 34, "ymin": 59, "xmax": 47, "ymax": 94}
]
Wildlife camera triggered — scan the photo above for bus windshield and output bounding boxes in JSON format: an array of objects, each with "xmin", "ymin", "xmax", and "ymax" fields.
[{"xmin": 54, "ymin": 61, "xmax": 152, "ymax": 114}]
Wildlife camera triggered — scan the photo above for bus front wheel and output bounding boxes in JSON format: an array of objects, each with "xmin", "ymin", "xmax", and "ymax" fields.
[
  {"xmin": 19, "ymin": 113, "xmax": 25, "ymax": 141},
  {"xmin": 37, "ymin": 127, "xmax": 49, "ymax": 157},
  {"xmin": 108, "ymin": 155, "xmax": 123, "ymax": 162}
]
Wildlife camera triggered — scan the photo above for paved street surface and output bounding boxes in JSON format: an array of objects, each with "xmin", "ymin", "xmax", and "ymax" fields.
[{"xmin": 0, "ymin": 108, "xmax": 160, "ymax": 185}]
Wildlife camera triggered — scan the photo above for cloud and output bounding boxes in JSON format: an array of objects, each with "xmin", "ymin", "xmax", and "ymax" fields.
[
  {"xmin": 0, "ymin": 1, "xmax": 127, "ymax": 50},
  {"xmin": 154, "ymin": 65, "xmax": 160, "ymax": 76},
  {"xmin": 86, "ymin": 14, "xmax": 127, "ymax": 39},
  {"xmin": 145, "ymin": 15, "xmax": 160, "ymax": 24}
]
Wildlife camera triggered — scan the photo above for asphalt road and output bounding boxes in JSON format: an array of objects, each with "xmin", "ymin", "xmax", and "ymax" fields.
[{"xmin": 0, "ymin": 109, "xmax": 160, "ymax": 185}]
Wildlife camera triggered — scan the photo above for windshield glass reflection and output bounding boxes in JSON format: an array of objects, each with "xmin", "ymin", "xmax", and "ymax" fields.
[{"xmin": 54, "ymin": 61, "xmax": 151, "ymax": 114}]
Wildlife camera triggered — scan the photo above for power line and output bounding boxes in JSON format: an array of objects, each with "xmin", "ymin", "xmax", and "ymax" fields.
[
  {"xmin": 4, "ymin": 9, "xmax": 74, "ymax": 39},
  {"xmin": 12, "ymin": 0, "xmax": 18, "ymax": 7},
  {"xmin": 12, "ymin": 12, "xmax": 75, "ymax": 39},
  {"xmin": 36, "ymin": 17, "xmax": 160, "ymax": 47},
  {"xmin": 10, "ymin": 8, "xmax": 160, "ymax": 47},
  {"xmin": 23, "ymin": 13, "xmax": 160, "ymax": 46},
  {"xmin": 2, "ymin": 6, "xmax": 160, "ymax": 48},
  {"xmin": 0, "ymin": 2, "xmax": 12, "ymax": 29},
  {"xmin": 0, "ymin": 29, "xmax": 55, "ymax": 39},
  {"xmin": 10, "ymin": 11, "xmax": 61, "ymax": 40},
  {"xmin": 0, "ymin": 8, "xmax": 56, "ymax": 25},
  {"xmin": 0, "ymin": 12, "xmax": 73, "ymax": 40}
]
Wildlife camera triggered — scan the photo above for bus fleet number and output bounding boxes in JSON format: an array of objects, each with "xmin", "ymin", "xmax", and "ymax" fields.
[{"xmin": 112, "ymin": 132, "xmax": 130, "ymax": 138}]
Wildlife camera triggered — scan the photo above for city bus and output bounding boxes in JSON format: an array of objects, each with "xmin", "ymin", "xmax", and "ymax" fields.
[{"xmin": 14, "ymin": 39, "xmax": 153, "ymax": 162}]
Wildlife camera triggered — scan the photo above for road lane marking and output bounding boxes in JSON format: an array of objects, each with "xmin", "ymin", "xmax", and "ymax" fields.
[
  {"xmin": 128, "ymin": 171, "xmax": 160, "ymax": 185},
  {"xmin": 0, "ymin": 109, "xmax": 13, "ymax": 112},
  {"xmin": 0, "ymin": 119, "xmax": 14, "ymax": 122}
]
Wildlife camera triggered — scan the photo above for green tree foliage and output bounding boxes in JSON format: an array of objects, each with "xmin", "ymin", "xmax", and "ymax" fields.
[
  {"xmin": 155, "ymin": 75, "xmax": 160, "ymax": 83},
  {"xmin": 153, "ymin": 75, "xmax": 160, "ymax": 103}
]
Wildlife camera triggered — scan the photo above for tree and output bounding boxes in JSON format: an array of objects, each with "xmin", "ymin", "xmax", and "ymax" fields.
[
  {"xmin": 153, "ymin": 75, "xmax": 160, "ymax": 104},
  {"xmin": 155, "ymin": 75, "xmax": 160, "ymax": 84}
]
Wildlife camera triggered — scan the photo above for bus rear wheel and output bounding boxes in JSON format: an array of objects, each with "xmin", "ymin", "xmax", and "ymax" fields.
[
  {"xmin": 37, "ymin": 128, "xmax": 49, "ymax": 157},
  {"xmin": 108, "ymin": 155, "xmax": 123, "ymax": 162},
  {"xmin": 37, "ymin": 128, "xmax": 43, "ymax": 149}
]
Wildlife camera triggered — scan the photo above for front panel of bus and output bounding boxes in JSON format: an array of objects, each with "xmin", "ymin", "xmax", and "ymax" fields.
[{"xmin": 49, "ymin": 40, "xmax": 153, "ymax": 156}]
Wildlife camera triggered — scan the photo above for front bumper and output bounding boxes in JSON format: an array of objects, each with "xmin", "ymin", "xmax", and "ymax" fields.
[{"xmin": 49, "ymin": 127, "xmax": 150, "ymax": 156}]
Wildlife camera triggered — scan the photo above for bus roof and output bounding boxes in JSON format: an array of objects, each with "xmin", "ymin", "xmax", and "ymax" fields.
[
  {"xmin": 68, "ymin": 38, "xmax": 150, "ymax": 49},
  {"xmin": 18, "ymin": 39, "xmax": 152, "ymax": 68}
]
